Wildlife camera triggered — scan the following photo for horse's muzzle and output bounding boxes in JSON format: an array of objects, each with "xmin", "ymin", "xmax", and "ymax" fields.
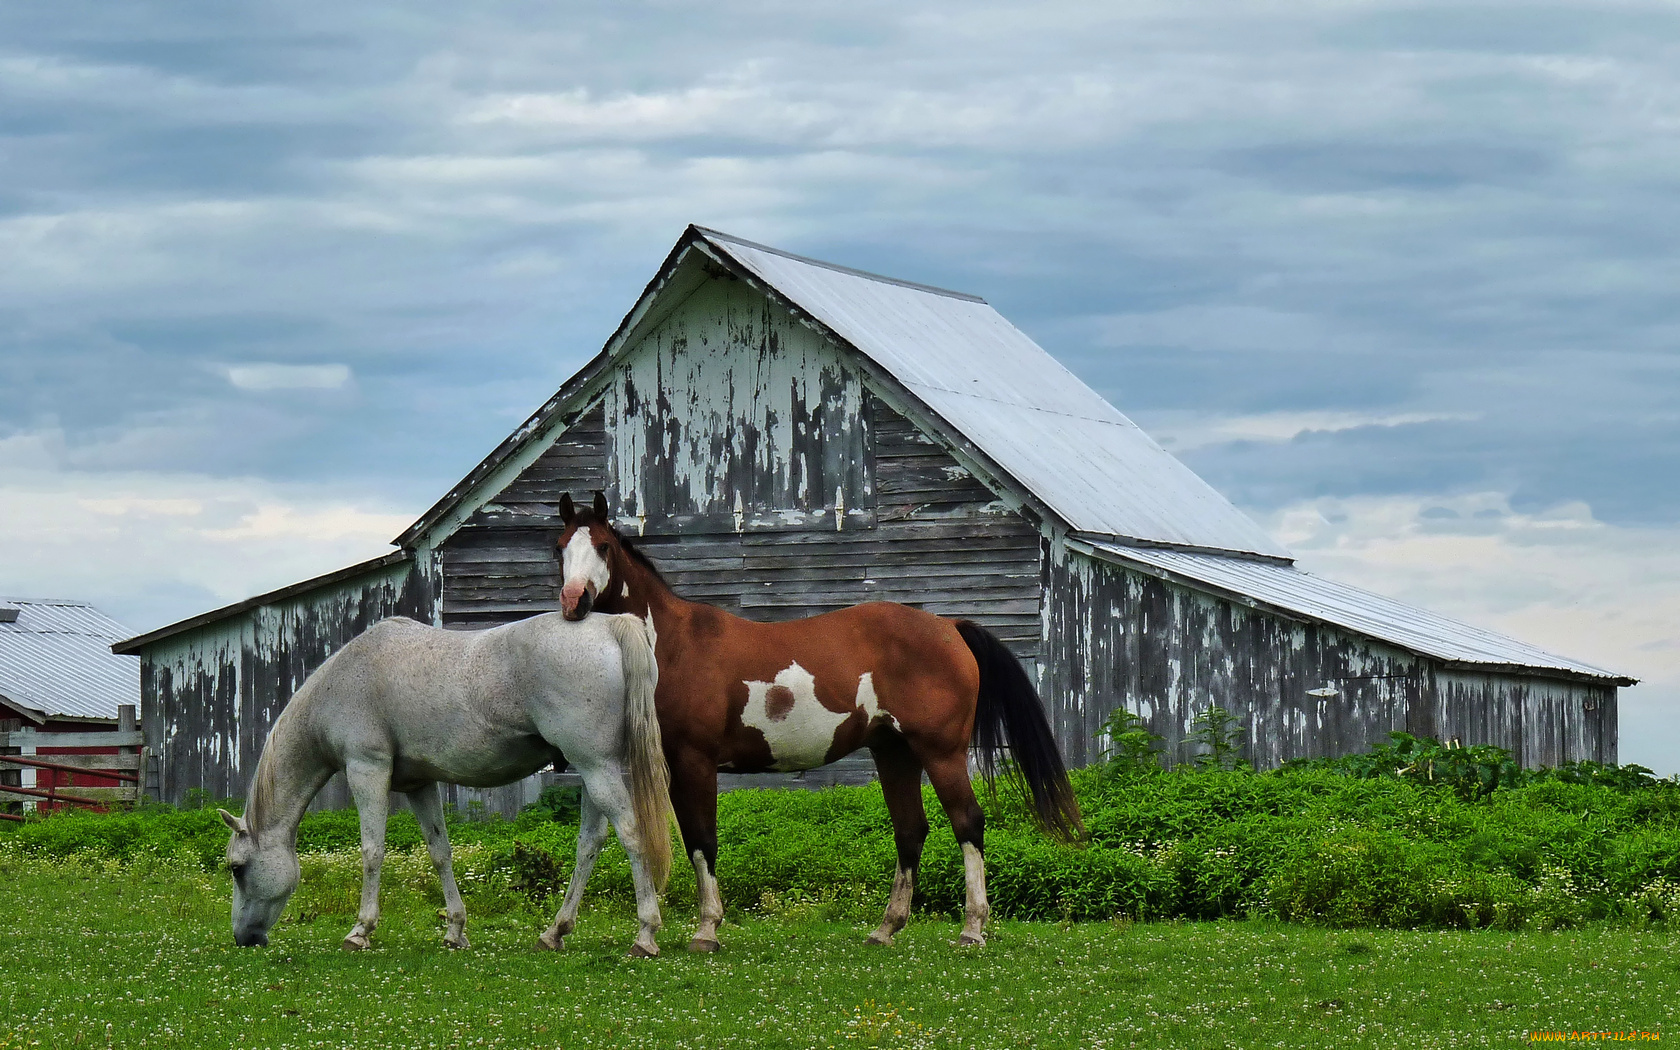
[
  {"xmin": 234, "ymin": 930, "xmax": 268, "ymax": 948},
  {"xmin": 561, "ymin": 581, "xmax": 595, "ymax": 620}
]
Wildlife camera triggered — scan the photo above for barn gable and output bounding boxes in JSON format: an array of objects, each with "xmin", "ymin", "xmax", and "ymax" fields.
[
  {"xmin": 399, "ymin": 226, "xmax": 1288, "ymax": 561},
  {"xmin": 430, "ymin": 265, "xmax": 1041, "ymax": 649}
]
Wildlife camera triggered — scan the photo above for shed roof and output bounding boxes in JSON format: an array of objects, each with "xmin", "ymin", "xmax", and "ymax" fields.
[
  {"xmin": 0, "ymin": 598, "xmax": 140, "ymax": 723},
  {"xmin": 702, "ymin": 230, "xmax": 1290, "ymax": 559},
  {"xmin": 397, "ymin": 225, "xmax": 1290, "ymax": 559},
  {"xmin": 1075, "ymin": 541, "xmax": 1634, "ymax": 685}
]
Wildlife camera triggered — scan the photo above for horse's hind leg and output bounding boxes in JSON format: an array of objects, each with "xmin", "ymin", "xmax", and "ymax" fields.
[
  {"xmin": 924, "ymin": 751, "xmax": 990, "ymax": 947},
  {"xmin": 671, "ymin": 751, "xmax": 723, "ymax": 953},
  {"xmin": 574, "ymin": 766, "xmax": 663, "ymax": 958},
  {"xmin": 538, "ymin": 786, "xmax": 608, "ymax": 951},
  {"xmin": 344, "ymin": 760, "xmax": 393, "ymax": 951},
  {"xmin": 868, "ymin": 737, "xmax": 929, "ymax": 947},
  {"xmin": 407, "ymin": 782, "xmax": 468, "ymax": 949}
]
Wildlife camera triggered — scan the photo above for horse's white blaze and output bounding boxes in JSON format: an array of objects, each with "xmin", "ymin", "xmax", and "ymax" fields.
[
  {"xmin": 561, "ymin": 530, "xmax": 611, "ymax": 607},
  {"xmin": 741, "ymin": 663, "xmax": 885, "ymax": 771}
]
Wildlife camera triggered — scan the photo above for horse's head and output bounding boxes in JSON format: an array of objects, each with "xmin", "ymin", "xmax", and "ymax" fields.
[
  {"xmin": 558, "ymin": 491, "xmax": 621, "ymax": 620},
  {"xmin": 219, "ymin": 808, "xmax": 298, "ymax": 947}
]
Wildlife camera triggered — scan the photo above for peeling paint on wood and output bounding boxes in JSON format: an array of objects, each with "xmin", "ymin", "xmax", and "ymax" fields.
[
  {"xmin": 606, "ymin": 278, "xmax": 870, "ymax": 535},
  {"xmin": 143, "ymin": 556, "xmax": 434, "ymax": 809},
  {"xmin": 1044, "ymin": 537, "xmax": 1613, "ymax": 769}
]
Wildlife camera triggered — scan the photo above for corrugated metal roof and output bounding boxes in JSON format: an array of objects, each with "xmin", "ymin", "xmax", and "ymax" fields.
[
  {"xmin": 0, "ymin": 598, "xmax": 140, "ymax": 722},
  {"xmin": 1078, "ymin": 542, "xmax": 1632, "ymax": 683},
  {"xmin": 701, "ymin": 229, "xmax": 1292, "ymax": 560}
]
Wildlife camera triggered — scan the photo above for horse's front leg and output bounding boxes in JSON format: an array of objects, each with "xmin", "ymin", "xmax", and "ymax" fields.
[
  {"xmin": 343, "ymin": 760, "xmax": 392, "ymax": 951},
  {"xmin": 868, "ymin": 738, "xmax": 930, "ymax": 947},
  {"xmin": 538, "ymin": 786, "xmax": 608, "ymax": 951},
  {"xmin": 407, "ymin": 782, "xmax": 468, "ymax": 949}
]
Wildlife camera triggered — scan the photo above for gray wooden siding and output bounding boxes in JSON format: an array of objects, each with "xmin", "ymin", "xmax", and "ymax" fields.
[
  {"xmin": 463, "ymin": 404, "xmax": 607, "ymax": 530},
  {"xmin": 606, "ymin": 276, "xmax": 873, "ymax": 534},
  {"xmin": 439, "ymin": 404, "xmax": 606, "ymax": 629},
  {"xmin": 621, "ymin": 394, "xmax": 1041, "ymax": 655},
  {"xmin": 1044, "ymin": 544, "xmax": 1424, "ymax": 768},
  {"xmin": 143, "ymin": 556, "xmax": 435, "ymax": 809},
  {"xmin": 1043, "ymin": 544, "xmax": 1613, "ymax": 770},
  {"xmin": 438, "ymin": 322, "xmax": 1043, "ymax": 655},
  {"xmin": 1432, "ymin": 670, "xmax": 1614, "ymax": 767}
]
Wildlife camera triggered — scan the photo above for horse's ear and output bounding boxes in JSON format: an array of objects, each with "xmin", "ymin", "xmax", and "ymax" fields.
[
  {"xmin": 559, "ymin": 493, "xmax": 576, "ymax": 525},
  {"xmin": 592, "ymin": 490, "xmax": 609, "ymax": 523},
  {"xmin": 218, "ymin": 808, "xmax": 248, "ymax": 836}
]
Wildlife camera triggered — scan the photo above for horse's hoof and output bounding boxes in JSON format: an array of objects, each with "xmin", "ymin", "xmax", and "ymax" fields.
[
  {"xmin": 342, "ymin": 934, "xmax": 370, "ymax": 952},
  {"xmin": 866, "ymin": 929, "xmax": 895, "ymax": 947},
  {"xmin": 536, "ymin": 931, "xmax": 563, "ymax": 951},
  {"xmin": 687, "ymin": 936, "xmax": 720, "ymax": 953},
  {"xmin": 957, "ymin": 932, "xmax": 986, "ymax": 948},
  {"xmin": 445, "ymin": 935, "xmax": 470, "ymax": 951},
  {"xmin": 627, "ymin": 942, "xmax": 659, "ymax": 958}
]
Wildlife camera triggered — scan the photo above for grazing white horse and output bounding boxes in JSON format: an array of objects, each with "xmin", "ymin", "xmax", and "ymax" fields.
[{"xmin": 217, "ymin": 611, "xmax": 673, "ymax": 956}]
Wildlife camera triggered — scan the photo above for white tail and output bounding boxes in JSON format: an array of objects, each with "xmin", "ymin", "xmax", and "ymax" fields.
[{"xmin": 607, "ymin": 612, "xmax": 672, "ymax": 890}]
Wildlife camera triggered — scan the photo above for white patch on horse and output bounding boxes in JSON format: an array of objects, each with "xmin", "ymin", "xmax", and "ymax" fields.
[
  {"xmin": 854, "ymin": 672, "xmax": 898, "ymax": 730},
  {"xmin": 621, "ymin": 582, "xmax": 630, "ymax": 598},
  {"xmin": 741, "ymin": 664, "xmax": 884, "ymax": 771}
]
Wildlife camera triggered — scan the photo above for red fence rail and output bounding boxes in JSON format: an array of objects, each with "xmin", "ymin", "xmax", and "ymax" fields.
[{"xmin": 0, "ymin": 711, "xmax": 146, "ymax": 816}]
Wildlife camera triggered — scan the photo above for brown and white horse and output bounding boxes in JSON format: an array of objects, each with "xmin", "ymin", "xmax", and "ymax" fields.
[{"xmin": 557, "ymin": 492, "xmax": 1082, "ymax": 949}]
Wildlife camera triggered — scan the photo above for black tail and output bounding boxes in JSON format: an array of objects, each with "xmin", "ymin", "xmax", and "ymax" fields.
[{"xmin": 957, "ymin": 620, "xmax": 1085, "ymax": 843}]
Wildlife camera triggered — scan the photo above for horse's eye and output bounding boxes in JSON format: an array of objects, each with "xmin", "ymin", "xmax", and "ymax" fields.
[
  {"xmin": 595, "ymin": 543, "xmax": 609, "ymax": 556},
  {"xmin": 230, "ymin": 864, "xmax": 247, "ymax": 880}
]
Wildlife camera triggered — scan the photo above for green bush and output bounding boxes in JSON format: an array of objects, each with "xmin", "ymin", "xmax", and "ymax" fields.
[{"xmin": 4, "ymin": 747, "xmax": 1677, "ymax": 932}]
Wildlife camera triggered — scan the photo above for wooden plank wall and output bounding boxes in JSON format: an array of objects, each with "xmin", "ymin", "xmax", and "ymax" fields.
[
  {"xmin": 440, "ymin": 404, "xmax": 606, "ymax": 629},
  {"xmin": 144, "ymin": 557, "xmax": 435, "ymax": 809},
  {"xmin": 1044, "ymin": 547, "xmax": 1615, "ymax": 770},
  {"xmin": 1433, "ymin": 670, "xmax": 1614, "ymax": 767},
  {"xmin": 1044, "ymin": 548, "xmax": 1429, "ymax": 769},
  {"xmin": 605, "ymin": 277, "xmax": 872, "ymax": 534},
  {"xmin": 627, "ymin": 395, "xmax": 1041, "ymax": 657}
]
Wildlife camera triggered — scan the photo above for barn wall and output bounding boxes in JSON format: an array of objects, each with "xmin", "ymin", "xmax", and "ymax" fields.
[
  {"xmin": 632, "ymin": 397, "xmax": 1041, "ymax": 655},
  {"xmin": 142, "ymin": 556, "xmax": 439, "ymax": 810},
  {"xmin": 441, "ymin": 404, "xmax": 607, "ymax": 629},
  {"xmin": 1046, "ymin": 545, "xmax": 1431, "ymax": 769},
  {"xmin": 1432, "ymin": 670, "xmax": 1616, "ymax": 767},
  {"xmin": 1043, "ymin": 545, "xmax": 1617, "ymax": 770},
  {"xmin": 606, "ymin": 275, "xmax": 872, "ymax": 534}
]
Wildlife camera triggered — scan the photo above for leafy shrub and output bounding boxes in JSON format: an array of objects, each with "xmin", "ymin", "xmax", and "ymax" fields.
[
  {"xmin": 525, "ymin": 784, "xmax": 583, "ymax": 824},
  {"xmin": 1188, "ymin": 705, "xmax": 1249, "ymax": 771},
  {"xmin": 1097, "ymin": 708, "xmax": 1162, "ymax": 776},
  {"xmin": 4, "ymin": 744, "xmax": 1678, "ymax": 931}
]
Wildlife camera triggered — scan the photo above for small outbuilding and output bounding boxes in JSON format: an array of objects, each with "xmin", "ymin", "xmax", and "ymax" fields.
[
  {"xmin": 2, "ymin": 598, "xmax": 144, "ymax": 814},
  {"xmin": 114, "ymin": 227, "xmax": 1635, "ymax": 811}
]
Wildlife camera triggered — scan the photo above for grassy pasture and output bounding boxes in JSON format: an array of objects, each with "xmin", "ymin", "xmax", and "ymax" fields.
[{"xmin": 0, "ymin": 853, "xmax": 1673, "ymax": 1049}]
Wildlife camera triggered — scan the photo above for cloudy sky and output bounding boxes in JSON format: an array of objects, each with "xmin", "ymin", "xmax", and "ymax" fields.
[{"xmin": 3, "ymin": 2, "xmax": 1676, "ymax": 770}]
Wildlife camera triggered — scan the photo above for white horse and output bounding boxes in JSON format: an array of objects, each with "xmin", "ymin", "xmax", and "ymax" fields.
[{"xmin": 216, "ymin": 611, "xmax": 673, "ymax": 956}]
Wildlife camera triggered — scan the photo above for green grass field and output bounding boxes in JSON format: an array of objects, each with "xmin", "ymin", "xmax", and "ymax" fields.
[{"xmin": 1, "ymin": 854, "xmax": 1673, "ymax": 1049}]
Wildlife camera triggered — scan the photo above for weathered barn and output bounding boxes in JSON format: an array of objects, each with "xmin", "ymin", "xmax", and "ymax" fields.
[
  {"xmin": 2, "ymin": 598, "xmax": 144, "ymax": 814},
  {"xmin": 114, "ymin": 226, "xmax": 1633, "ymax": 811}
]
